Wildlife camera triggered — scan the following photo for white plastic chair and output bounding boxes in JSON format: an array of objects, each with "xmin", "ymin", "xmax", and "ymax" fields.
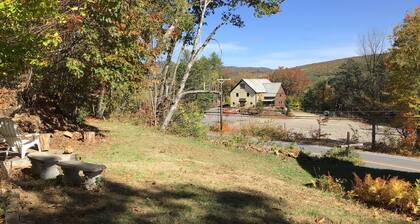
[{"xmin": 0, "ymin": 118, "xmax": 42, "ymax": 158}]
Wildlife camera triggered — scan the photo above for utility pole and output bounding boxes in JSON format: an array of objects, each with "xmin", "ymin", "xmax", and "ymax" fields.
[{"xmin": 217, "ymin": 78, "xmax": 230, "ymax": 132}]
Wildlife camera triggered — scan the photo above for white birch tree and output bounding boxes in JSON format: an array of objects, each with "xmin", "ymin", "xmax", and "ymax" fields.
[{"xmin": 147, "ymin": 0, "xmax": 285, "ymax": 129}]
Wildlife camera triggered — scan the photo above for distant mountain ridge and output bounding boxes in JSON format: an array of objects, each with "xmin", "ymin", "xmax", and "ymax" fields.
[
  {"xmin": 295, "ymin": 56, "xmax": 364, "ymax": 80},
  {"xmin": 222, "ymin": 66, "xmax": 273, "ymax": 80},
  {"xmin": 222, "ymin": 56, "xmax": 364, "ymax": 81}
]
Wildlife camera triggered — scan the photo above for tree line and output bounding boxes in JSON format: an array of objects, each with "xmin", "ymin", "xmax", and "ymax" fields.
[
  {"xmin": 0, "ymin": 0, "xmax": 284, "ymax": 130},
  {"xmin": 301, "ymin": 9, "xmax": 420, "ymax": 150}
]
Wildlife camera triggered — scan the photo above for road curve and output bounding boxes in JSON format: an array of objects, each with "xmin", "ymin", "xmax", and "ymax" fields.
[{"xmin": 273, "ymin": 141, "xmax": 420, "ymax": 173}]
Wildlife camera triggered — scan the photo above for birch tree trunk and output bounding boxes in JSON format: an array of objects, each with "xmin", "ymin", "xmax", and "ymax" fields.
[
  {"xmin": 158, "ymin": 0, "xmax": 228, "ymax": 130},
  {"xmin": 161, "ymin": 62, "xmax": 195, "ymax": 129}
]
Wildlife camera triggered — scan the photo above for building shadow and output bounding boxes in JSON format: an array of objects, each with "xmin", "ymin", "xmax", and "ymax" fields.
[
  {"xmin": 15, "ymin": 178, "xmax": 289, "ymax": 224},
  {"xmin": 296, "ymin": 153, "xmax": 419, "ymax": 190}
]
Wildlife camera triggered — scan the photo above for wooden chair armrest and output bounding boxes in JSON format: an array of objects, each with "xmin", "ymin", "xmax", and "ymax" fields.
[
  {"xmin": 23, "ymin": 133, "xmax": 40, "ymax": 138},
  {"xmin": 18, "ymin": 133, "xmax": 40, "ymax": 141}
]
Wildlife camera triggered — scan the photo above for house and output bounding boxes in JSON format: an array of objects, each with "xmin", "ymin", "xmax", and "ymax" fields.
[{"xmin": 229, "ymin": 79, "xmax": 286, "ymax": 108}]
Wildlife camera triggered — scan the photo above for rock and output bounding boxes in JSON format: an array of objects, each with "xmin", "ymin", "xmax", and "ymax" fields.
[
  {"xmin": 63, "ymin": 131, "xmax": 73, "ymax": 138},
  {"xmin": 64, "ymin": 146, "xmax": 74, "ymax": 154}
]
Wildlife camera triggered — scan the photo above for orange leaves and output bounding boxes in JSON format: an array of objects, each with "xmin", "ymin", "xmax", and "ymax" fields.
[
  {"xmin": 269, "ymin": 67, "xmax": 311, "ymax": 96},
  {"xmin": 351, "ymin": 174, "xmax": 419, "ymax": 215}
]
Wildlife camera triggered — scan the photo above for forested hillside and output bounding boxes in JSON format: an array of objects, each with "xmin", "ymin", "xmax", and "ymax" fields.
[
  {"xmin": 296, "ymin": 56, "xmax": 364, "ymax": 81},
  {"xmin": 222, "ymin": 56, "xmax": 364, "ymax": 81},
  {"xmin": 222, "ymin": 66, "xmax": 273, "ymax": 80}
]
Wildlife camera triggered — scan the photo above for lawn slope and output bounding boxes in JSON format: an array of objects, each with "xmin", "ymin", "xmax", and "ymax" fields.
[{"xmin": 19, "ymin": 120, "xmax": 409, "ymax": 224}]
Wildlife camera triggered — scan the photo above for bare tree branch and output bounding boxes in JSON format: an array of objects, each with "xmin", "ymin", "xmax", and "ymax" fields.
[{"xmin": 181, "ymin": 89, "xmax": 219, "ymax": 97}]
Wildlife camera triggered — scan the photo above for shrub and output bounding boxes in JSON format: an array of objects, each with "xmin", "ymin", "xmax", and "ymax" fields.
[
  {"xmin": 372, "ymin": 127, "xmax": 420, "ymax": 156},
  {"xmin": 255, "ymin": 101, "xmax": 264, "ymax": 114},
  {"xmin": 212, "ymin": 133, "xmax": 298, "ymax": 159},
  {"xmin": 322, "ymin": 147, "xmax": 362, "ymax": 165},
  {"xmin": 285, "ymin": 96, "xmax": 301, "ymax": 111},
  {"xmin": 351, "ymin": 174, "xmax": 419, "ymax": 215},
  {"xmin": 209, "ymin": 123, "xmax": 233, "ymax": 133},
  {"xmin": 311, "ymin": 174, "xmax": 344, "ymax": 195},
  {"xmin": 348, "ymin": 124, "xmax": 360, "ymax": 142},
  {"xmin": 170, "ymin": 103, "xmax": 208, "ymax": 139},
  {"xmin": 213, "ymin": 133, "xmax": 251, "ymax": 149},
  {"xmin": 414, "ymin": 180, "xmax": 420, "ymax": 214},
  {"xmin": 239, "ymin": 123, "xmax": 302, "ymax": 142}
]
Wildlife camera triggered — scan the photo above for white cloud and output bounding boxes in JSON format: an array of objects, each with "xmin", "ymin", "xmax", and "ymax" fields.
[
  {"xmin": 201, "ymin": 42, "xmax": 248, "ymax": 56},
  {"xmin": 170, "ymin": 41, "xmax": 247, "ymax": 61},
  {"xmin": 250, "ymin": 46, "xmax": 359, "ymax": 69}
]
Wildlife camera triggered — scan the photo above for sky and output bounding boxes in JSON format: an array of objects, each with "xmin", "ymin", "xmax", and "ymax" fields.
[{"xmin": 199, "ymin": 0, "xmax": 419, "ymax": 69}]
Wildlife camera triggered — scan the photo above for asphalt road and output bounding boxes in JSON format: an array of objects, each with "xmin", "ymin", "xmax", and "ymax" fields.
[{"xmin": 274, "ymin": 141, "xmax": 420, "ymax": 173}]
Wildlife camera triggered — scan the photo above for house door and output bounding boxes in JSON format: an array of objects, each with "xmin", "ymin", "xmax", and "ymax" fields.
[{"xmin": 239, "ymin": 98, "xmax": 246, "ymax": 107}]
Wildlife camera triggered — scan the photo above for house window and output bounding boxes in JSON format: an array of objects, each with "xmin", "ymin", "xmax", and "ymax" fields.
[
  {"xmin": 240, "ymin": 83, "xmax": 245, "ymax": 89},
  {"xmin": 233, "ymin": 102, "xmax": 235, "ymax": 105},
  {"xmin": 247, "ymin": 93, "xmax": 250, "ymax": 97},
  {"xmin": 236, "ymin": 93, "xmax": 239, "ymax": 97},
  {"xmin": 250, "ymin": 102, "xmax": 253, "ymax": 105}
]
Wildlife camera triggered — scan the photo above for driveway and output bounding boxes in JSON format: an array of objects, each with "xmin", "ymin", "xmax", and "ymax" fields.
[{"xmin": 274, "ymin": 141, "xmax": 420, "ymax": 173}]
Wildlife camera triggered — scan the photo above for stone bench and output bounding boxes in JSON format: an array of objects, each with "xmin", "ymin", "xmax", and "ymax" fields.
[
  {"xmin": 27, "ymin": 152, "xmax": 61, "ymax": 180},
  {"xmin": 57, "ymin": 160, "xmax": 106, "ymax": 190}
]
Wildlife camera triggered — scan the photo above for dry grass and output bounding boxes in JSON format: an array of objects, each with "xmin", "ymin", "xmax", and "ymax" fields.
[{"xmin": 11, "ymin": 120, "xmax": 413, "ymax": 223}]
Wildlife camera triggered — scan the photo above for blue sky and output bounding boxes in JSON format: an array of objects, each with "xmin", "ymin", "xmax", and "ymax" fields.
[{"xmin": 200, "ymin": 0, "xmax": 419, "ymax": 69}]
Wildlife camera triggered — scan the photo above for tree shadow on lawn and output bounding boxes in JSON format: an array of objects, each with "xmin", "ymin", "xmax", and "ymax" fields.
[
  {"xmin": 296, "ymin": 153, "xmax": 420, "ymax": 190},
  {"xmin": 16, "ymin": 179, "xmax": 290, "ymax": 224}
]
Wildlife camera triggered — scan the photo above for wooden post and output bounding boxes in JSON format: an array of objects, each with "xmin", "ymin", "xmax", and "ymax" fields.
[
  {"xmin": 346, "ymin": 131, "xmax": 350, "ymax": 156},
  {"xmin": 39, "ymin": 133, "xmax": 51, "ymax": 151},
  {"xmin": 83, "ymin": 132, "xmax": 95, "ymax": 143}
]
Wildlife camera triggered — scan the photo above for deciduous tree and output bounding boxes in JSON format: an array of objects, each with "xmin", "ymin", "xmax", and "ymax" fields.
[
  {"xmin": 155, "ymin": 0, "xmax": 285, "ymax": 130},
  {"xmin": 386, "ymin": 7, "xmax": 420, "ymax": 149},
  {"xmin": 269, "ymin": 67, "xmax": 311, "ymax": 96},
  {"xmin": 0, "ymin": 0, "xmax": 62, "ymax": 87}
]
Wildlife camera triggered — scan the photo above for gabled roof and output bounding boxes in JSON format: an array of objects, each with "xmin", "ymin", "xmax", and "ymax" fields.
[
  {"xmin": 263, "ymin": 83, "xmax": 282, "ymax": 97},
  {"xmin": 242, "ymin": 79, "xmax": 271, "ymax": 93}
]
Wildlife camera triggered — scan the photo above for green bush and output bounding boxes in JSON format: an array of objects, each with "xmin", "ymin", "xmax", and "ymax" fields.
[
  {"xmin": 285, "ymin": 96, "xmax": 301, "ymax": 111},
  {"xmin": 322, "ymin": 147, "xmax": 362, "ymax": 165},
  {"xmin": 255, "ymin": 101, "xmax": 264, "ymax": 114},
  {"xmin": 214, "ymin": 133, "xmax": 251, "ymax": 148},
  {"xmin": 170, "ymin": 103, "xmax": 208, "ymax": 139}
]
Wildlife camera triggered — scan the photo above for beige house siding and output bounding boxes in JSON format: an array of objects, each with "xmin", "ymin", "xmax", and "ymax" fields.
[
  {"xmin": 230, "ymin": 81, "xmax": 257, "ymax": 108},
  {"xmin": 256, "ymin": 93, "xmax": 264, "ymax": 103}
]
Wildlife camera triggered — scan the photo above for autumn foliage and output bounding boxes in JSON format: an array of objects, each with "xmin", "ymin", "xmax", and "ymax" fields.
[
  {"xmin": 351, "ymin": 174, "xmax": 420, "ymax": 216},
  {"xmin": 269, "ymin": 67, "xmax": 311, "ymax": 96},
  {"xmin": 386, "ymin": 7, "xmax": 420, "ymax": 149}
]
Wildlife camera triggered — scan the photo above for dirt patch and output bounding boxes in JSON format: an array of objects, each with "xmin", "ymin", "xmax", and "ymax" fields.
[
  {"xmin": 46, "ymin": 130, "xmax": 107, "ymax": 155},
  {"xmin": 0, "ymin": 87, "xmax": 19, "ymax": 117}
]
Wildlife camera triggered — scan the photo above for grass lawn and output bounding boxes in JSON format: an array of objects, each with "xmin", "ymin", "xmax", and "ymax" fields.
[{"xmin": 16, "ymin": 119, "xmax": 411, "ymax": 224}]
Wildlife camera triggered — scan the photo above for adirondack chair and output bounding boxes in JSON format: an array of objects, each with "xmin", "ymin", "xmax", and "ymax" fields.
[{"xmin": 0, "ymin": 118, "xmax": 42, "ymax": 158}]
